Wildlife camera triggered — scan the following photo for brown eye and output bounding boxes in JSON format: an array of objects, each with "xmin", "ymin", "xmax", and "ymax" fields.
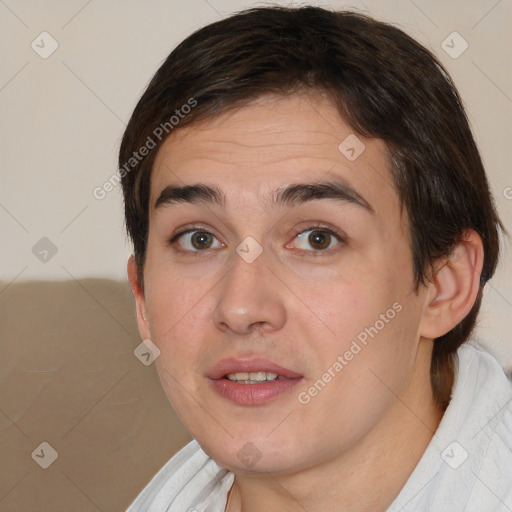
[
  {"xmin": 293, "ymin": 228, "xmax": 341, "ymax": 252},
  {"xmin": 190, "ymin": 232, "xmax": 214, "ymax": 250},
  {"xmin": 308, "ymin": 230, "xmax": 331, "ymax": 250},
  {"xmin": 172, "ymin": 230, "xmax": 223, "ymax": 252}
]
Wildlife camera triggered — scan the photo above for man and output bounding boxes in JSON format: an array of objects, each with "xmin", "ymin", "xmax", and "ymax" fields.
[{"xmin": 121, "ymin": 6, "xmax": 511, "ymax": 511}]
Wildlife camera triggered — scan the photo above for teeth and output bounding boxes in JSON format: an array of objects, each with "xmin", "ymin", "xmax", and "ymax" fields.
[{"xmin": 226, "ymin": 371, "xmax": 278, "ymax": 383}]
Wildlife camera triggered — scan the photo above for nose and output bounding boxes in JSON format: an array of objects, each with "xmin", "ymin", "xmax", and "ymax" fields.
[{"xmin": 212, "ymin": 248, "xmax": 287, "ymax": 335}]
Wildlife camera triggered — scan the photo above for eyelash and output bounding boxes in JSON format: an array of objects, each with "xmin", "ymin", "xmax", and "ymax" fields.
[{"xmin": 169, "ymin": 224, "xmax": 345, "ymax": 257}]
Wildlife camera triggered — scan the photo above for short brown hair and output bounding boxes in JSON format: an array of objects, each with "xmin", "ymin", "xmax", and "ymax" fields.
[{"xmin": 119, "ymin": 6, "xmax": 504, "ymax": 408}]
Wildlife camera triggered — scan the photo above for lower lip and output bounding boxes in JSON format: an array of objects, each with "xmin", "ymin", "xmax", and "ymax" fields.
[{"xmin": 210, "ymin": 377, "xmax": 302, "ymax": 405}]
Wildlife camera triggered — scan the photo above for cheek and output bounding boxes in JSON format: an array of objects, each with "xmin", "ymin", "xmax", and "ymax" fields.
[
  {"xmin": 297, "ymin": 298, "xmax": 421, "ymax": 435},
  {"xmin": 144, "ymin": 252, "xmax": 210, "ymax": 335},
  {"xmin": 299, "ymin": 256, "xmax": 418, "ymax": 387},
  {"xmin": 145, "ymin": 273, "xmax": 212, "ymax": 425},
  {"xmin": 298, "ymin": 268, "xmax": 395, "ymax": 344},
  {"xmin": 142, "ymin": 269, "xmax": 215, "ymax": 399}
]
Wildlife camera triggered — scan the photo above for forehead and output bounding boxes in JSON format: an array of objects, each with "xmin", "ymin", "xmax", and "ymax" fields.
[{"xmin": 150, "ymin": 93, "xmax": 397, "ymax": 215}]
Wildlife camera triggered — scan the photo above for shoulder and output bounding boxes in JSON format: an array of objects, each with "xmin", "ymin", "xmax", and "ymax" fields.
[
  {"xmin": 457, "ymin": 343, "xmax": 512, "ymax": 509},
  {"xmin": 126, "ymin": 440, "xmax": 234, "ymax": 512},
  {"xmin": 388, "ymin": 342, "xmax": 512, "ymax": 512},
  {"xmin": 456, "ymin": 342, "xmax": 512, "ymax": 409}
]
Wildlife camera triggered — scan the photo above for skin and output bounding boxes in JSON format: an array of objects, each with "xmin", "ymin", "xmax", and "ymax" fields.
[{"xmin": 127, "ymin": 92, "xmax": 484, "ymax": 512}]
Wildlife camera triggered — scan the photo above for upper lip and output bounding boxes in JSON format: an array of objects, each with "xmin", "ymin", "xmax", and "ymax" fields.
[{"xmin": 208, "ymin": 357, "xmax": 303, "ymax": 380}]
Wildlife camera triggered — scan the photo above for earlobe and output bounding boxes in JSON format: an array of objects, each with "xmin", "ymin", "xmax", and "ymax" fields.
[
  {"xmin": 419, "ymin": 230, "xmax": 484, "ymax": 339},
  {"xmin": 127, "ymin": 255, "xmax": 151, "ymax": 339}
]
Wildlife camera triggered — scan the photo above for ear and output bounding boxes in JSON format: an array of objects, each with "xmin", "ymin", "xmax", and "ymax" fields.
[
  {"xmin": 419, "ymin": 230, "xmax": 484, "ymax": 339},
  {"xmin": 127, "ymin": 254, "xmax": 151, "ymax": 340}
]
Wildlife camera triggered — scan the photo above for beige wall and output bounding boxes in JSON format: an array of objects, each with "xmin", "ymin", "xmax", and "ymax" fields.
[{"xmin": 1, "ymin": 0, "xmax": 511, "ymax": 367}]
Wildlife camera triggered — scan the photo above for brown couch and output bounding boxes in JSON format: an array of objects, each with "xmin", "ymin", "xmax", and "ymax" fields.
[{"xmin": 0, "ymin": 278, "xmax": 192, "ymax": 511}]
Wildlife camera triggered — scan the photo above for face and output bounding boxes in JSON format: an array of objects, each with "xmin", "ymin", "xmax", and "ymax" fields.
[{"xmin": 131, "ymin": 93, "xmax": 432, "ymax": 475}]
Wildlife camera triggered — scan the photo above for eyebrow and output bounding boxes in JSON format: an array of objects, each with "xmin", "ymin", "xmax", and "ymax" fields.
[{"xmin": 154, "ymin": 178, "xmax": 374, "ymax": 214}]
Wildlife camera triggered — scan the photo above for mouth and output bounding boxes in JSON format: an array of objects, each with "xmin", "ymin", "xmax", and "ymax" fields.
[{"xmin": 208, "ymin": 358, "xmax": 303, "ymax": 405}]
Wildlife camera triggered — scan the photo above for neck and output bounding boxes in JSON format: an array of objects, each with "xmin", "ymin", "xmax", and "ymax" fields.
[{"xmin": 226, "ymin": 342, "xmax": 444, "ymax": 512}]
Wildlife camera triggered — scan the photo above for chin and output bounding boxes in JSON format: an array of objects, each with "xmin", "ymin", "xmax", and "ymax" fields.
[{"xmin": 197, "ymin": 432, "xmax": 309, "ymax": 475}]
